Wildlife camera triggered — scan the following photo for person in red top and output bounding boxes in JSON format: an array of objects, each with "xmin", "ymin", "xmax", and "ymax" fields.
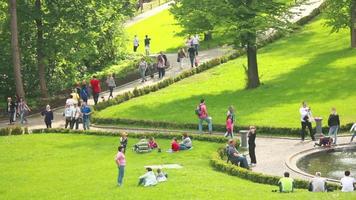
[
  {"xmin": 197, "ymin": 99, "xmax": 213, "ymax": 133},
  {"xmin": 171, "ymin": 137, "xmax": 180, "ymax": 152},
  {"xmin": 90, "ymin": 76, "xmax": 101, "ymax": 105}
]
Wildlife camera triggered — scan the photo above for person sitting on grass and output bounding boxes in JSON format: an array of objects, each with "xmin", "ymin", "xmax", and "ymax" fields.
[
  {"xmin": 138, "ymin": 167, "xmax": 158, "ymax": 187},
  {"xmin": 341, "ymin": 170, "xmax": 356, "ymax": 192},
  {"xmin": 134, "ymin": 138, "xmax": 151, "ymax": 153},
  {"xmin": 156, "ymin": 168, "xmax": 168, "ymax": 183},
  {"xmin": 179, "ymin": 133, "xmax": 192, "ymax": 150},
  {"xmin": 314, "ymin": 134, "xmax": 333, "ymax": 147},
  {"xmin": 278, "ymin": 172, "xmax": 294, "ymax": 193},
  {"xmin": 309, "ymin": 172, "xmax": 327, "ymax": 192},
  {"xmin": 171, "ymin": 137, "xmax": 180, "ymax": 152},
  {"xmin": 227, "ymin": 139, "xmax": 249, "ymax": 169},
  {"xmin": 148, "ymin": 137, "xmax": 158, "ymax": 149}
]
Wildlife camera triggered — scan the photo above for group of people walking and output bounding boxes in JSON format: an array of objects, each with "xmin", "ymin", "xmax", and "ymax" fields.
[
  {"xmin": 133, "ymin": 35, "xmax": 151, "ymax": 56},
  {"xmin": 6, "ymin": 96, "xmax": 31, "ymax": 125}
]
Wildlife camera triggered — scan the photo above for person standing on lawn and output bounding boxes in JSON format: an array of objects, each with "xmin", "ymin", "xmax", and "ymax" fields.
[
  {"xmin": 90, "ymin": 76, "xmax": 101, "ymax": 105},
  {"xmin": 328, "ymin": 107, "xmax": 340, "ymax": 145},
  {"xmin": 120, "ymin": 132, "xmax": 128, "ymax": 153},
  {"xmin": 115, "ymin": 146, "xmax": 126, "ymax": 187},
  {"xmin": 81, "ymin": 102, "xmax": 92, "ymax": 130},
  {"xmin": 106, "ymin": 74, "xmax": 116, "ymax": 99},
  {"xmin": 248, "ymin": 126, "xmax": 257, "ymax": 167},
  {"xmin": 139, "ymin": 58, "xmax": 148, "ymax": 82},
  {"xmin": 196, "ymin": 99, "xmax": 213, "ymax": 134},
  {"xmin": 18, "ymin": 97, "xmax": 31, "ymax": 124},
  {"xmin": 188, "ymin": 44, "xmax": 197, "ymax": 68},
  {"xmin": 133, "ymin": 35, "xmax": 139, "ymax": 52},
  {"xmin": 177, "ymin": 48, "xmax": 186, "ymax": 69},
  {"xmin": 299, "ymin": 101, "xmax": 315, "ymax": 141},
  {"xmin": 41, "ymin": 105, "xmax": 54, "ymax": 128},
  {"xmin": 6, "ymin": 97, "xmax": 16, "ymax": 125},
  {"xmin": 144, "ymin": 35, "xmax": 151, "ymax": 55}
]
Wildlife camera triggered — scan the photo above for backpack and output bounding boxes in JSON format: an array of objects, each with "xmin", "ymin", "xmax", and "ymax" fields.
[
  {"xmin": 80, "ymin": 88, "xmax": 88, "ymax": 99},
  {"xmin": 195, "ymin": 105, "xmax": 201, "ymax": 116}
]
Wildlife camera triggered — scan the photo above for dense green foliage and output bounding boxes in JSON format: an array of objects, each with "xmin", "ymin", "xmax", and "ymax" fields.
[
  {"xmin": 94, "ymin": 16, "xmax": 356, "ymax": 128},
  {"xmin": 0, "ymin": 0, "xmax": 135, "ymax": 99},
  {"xmin": 324, "ymin": 0, "xmax": 353, "ymax": 32},
  {"xmin": 1, "ymin": 134, "xmax": 355, "ymax": 199}
]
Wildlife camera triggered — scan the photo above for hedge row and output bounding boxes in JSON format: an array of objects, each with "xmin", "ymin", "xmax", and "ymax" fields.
[
  {"xmin": 210, "ymin": 146, "xmax": 340, "ymax": 190},
  {"xmin": 92, "ymin": 118, "xmax": 354, "ymax": 137},
  {"xmin": 31, "ymin": 128, "xmax": 233, "ymax": 144},
  {"xmin": 0, "ymin": 126, "xmax": 29, "ymax": 136}
]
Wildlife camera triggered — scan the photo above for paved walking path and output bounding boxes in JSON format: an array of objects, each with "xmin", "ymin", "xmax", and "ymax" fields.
[{"xmin": 1, "ymin": 0, "xmax": 338, "ymax": 182}]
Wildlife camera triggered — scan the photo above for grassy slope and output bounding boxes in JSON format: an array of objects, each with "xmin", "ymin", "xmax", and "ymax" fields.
[
  {"xmin": 97, "ymin": 16, "xmax": 356, "ymax": 128},
  {"xmin": 1, "ymin": 134, "xmax": 355, "ymax": 200}
]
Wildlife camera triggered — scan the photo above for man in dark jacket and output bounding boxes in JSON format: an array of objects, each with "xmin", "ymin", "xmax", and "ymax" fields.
[
  {"xmin": 6, "ymin": 97, "xmax": 16, "ymax": 125},
  {"xmin": 328, "ymin": 108, "xmax": 340, "ymax": 144}
]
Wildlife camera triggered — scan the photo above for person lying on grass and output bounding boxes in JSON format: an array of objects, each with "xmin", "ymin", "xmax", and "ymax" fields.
[
  {"xmin": 138, "ymin": 167, "xmax": 158, "ymax": 187},
  {"xmin": 314, "ymin": 134, "xmax": 333, "ymax": 148},
  {"xmin": 156, "ymin": 168, "xmax": 168, "ymax": 183},
  {"xmin": 179, "ymin": 133, "xmax": 192, "ymax": 150}
]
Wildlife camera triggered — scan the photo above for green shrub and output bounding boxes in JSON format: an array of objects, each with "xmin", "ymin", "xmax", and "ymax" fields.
[
  {"xmin": 10, "ymin": 126, "xmax": 23, "ymax": 135},
  {"xmin": 0, "ymin": 127, "xmax": 11, "ymax": 136}
]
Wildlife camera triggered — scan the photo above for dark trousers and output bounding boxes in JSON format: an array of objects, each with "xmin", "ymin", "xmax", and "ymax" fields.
[
  {"xmin": 158, "ymin": 68, "xmax": 165, "ymax": 78},
  {"xmin": 93, "ymin": 92, "xmax": 99, "ymax": 105},
  {"xmin": 45, "ymin": 121, "xmax": 52, "ymax": 128},
  {"xmin": 109, "ymin": 86, "xmax": 114, "ymax": 98},
  {"xmin": 65, "ymin": 117, "xmax": 72, "ymax": 129},
  {"xmin": 70, "ymin": 119, "xmax": 79, "ymax": 129},
  {"xmin": 133, "ymin": 45, "xmax": 138, "ymax": 52},
  {"xmin": 189, "ymin": 56, "xmax": 195, "ymax": 67},
  {"xmin": 301, "ymin": 121, "xmax": 314, "ymax": 140},
  {"xmin": 9, "ymin": 112, "xmax": 15, "ymax": 123},
  {"xmin": 249, "ymin": 145, "xmax": 256, "ymax": 164}
]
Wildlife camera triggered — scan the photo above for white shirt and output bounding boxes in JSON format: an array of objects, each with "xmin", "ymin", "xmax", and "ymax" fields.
[
  {"xmin": 133, "ymin": 37, "xmax": 139, "ymax": 46},
  {"xmin": 192, "ymin": 36, "xmax": 199, "ymax": 45},
  {"xmin": 311, "ymin": 177, "xmax": 326, "ymax": 192},
  {"xmin": 66, "ymin": 98, "xmax": 77, "ymax": 107},
  {"xmin": 140, "ymin": 171, "xmax": 158, "ymax": 187},
  {"xmin": 341, "ymin": 176, "xmax": 355, "ymax": 192},
  {"xmin": 350, "ymin": 123, "xmax": 356, "ymax": 132},
  {"xmin": 300, "ymin": 106, "xmax": 312, "ymax": 122}
]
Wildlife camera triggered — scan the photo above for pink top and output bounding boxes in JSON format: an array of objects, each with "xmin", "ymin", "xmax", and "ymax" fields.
[
  {"xmin": 115, "ymin": 152, "xmax": 126, "ymax": 166},
  {"xmin": 226, "ymin": 118, "xmax": 232, "ymax": 130},
  {"xmin": 199, "ymin": 103, "xmax": 208, "ymax": 119}
]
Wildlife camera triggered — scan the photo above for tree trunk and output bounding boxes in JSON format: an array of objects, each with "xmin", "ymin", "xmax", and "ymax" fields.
[
  {"xmin": 35, "ymin": 0, "xmax": 48, "ymax": 98},
  {"xmin": 246, "ymin": 35, "xmax": 260, "ymax": 89},
  {"xmin": 9, "ymin": 0, "xmax": 25, "ymax": 98},
  {"xmin": 204, "ymin": 31, "xmax": 212, "ymax": 41},
  {"xmin": 351, "ymin": 0, "xmax": 356, "ymax": 48}
]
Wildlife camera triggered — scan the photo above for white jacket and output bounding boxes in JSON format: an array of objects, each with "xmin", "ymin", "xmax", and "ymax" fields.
[
  {"xmin": 350, "ymin": 123, "xmax": 356, "ymax": 132},
  {"xmin": 140, "ymin": 171, "xmax": 157, "ymax": 187}
]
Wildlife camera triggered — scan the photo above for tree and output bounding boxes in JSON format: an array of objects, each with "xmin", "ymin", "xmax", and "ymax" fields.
[
  {"xmin": 172, "ymin": 0, "xmax": 292, "ymax": 88},
  {"xmin": 324, "ymin": 0, "xmax": 356, "ymax": 48},
  {"xmin": 9, "ymin": 0, "xmax": 25, "ymax": 98}
]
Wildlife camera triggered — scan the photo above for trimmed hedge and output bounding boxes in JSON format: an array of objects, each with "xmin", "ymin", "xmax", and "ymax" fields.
[
  {"xmin": 210, "ymin": 146, "xmax": 341, "ymax": 190},
  {"xmin": 0, "ymin": 126, "xmax": 29, "ymax": 136},
  {"xmin": 31, "ymin": 128, "xmax": 234, "ymax": 144}
]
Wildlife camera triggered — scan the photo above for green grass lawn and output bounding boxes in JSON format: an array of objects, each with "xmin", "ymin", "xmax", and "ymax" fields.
[
  {"xmin": 1, "ymin": 134, "xmax": 355, "ymax": 200},
  {"xmin": 97, "ymin": 16, "xmax": 356, "ymax": 128}
]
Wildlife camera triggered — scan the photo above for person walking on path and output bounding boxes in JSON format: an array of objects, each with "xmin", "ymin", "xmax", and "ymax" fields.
[
  {"xmin": 196, "ymin": 99, "xmax": 212, "ymax": 134},
  {"xmin": 225, "ymin": 115, "xmax": 233, "ymax": 138},
  {"xmin": 133, "ymin": 35, "xmax": 139, "ymax": 52},
  {"xmin": 115, "ymin": 146, "xmax": 126, "ymax": 187},
  {"xmin": 6, "ymin": 97, "xmax": 16, "ymax": 125},
  {"xmin": 71, "ymin": 103, "xmax": 82, "ymax": 130},
  {"xmin": 106, "ymin": 74, "xmax": 116, "ymax": 99},
  {"xmin": 144, "ymin": 35, "xmax": 151, "ymax": 55},
  {"xmin": 192, "ymin": 34, "xmax": 200, "ymax": 55},
  {"xmin": 63, "ymin": 105, "xmax": 74, "ymax": 129},
  {"xmin": 157, "ymin": 53, "xmax": 166, "ymax": 78},
  {"xmin": 80, "ymin": 81, "xmax": 89, "ymax": 103},
  {"xmin": 139, "ymin": 58, "xmax": 148, "ymax": 82},
  {"xmin": 299, "ymin": 101, "xmax": 315, "ymax": 141},
  {"xmin": 177, "ymin": 48, "xmax": 186, "ymax": 69},
  {"xmin": 328, "ymin": 107, "xmax": 340, "ymax": 145},
  {"xmin": 81, "ymin": 102, "xmax": 92, "ymax": 130},
  {"xmin": 248, "ymin": 126, "xmax": 257, "ymax": 167},
  {"xmin": 41, "ymin": 105, "xmax": 54, "ymax": 128},
  {"xmin": 224, "ymin": 106, "xmax": 235, "ymax": 137},
  {"xmin": 18, "ymin": 98, "xmax": 31, "ymax": 124},
  {"xmin": 188, "ymin": 45, "xmax": 197, "ymax": 68},
  {"xmin": 350, "ymin": 123, "xmax": 356, "ymax": 142},
  {"xmin": 90, "ymin": 76, "xmax": 101, "ymax": 105}
]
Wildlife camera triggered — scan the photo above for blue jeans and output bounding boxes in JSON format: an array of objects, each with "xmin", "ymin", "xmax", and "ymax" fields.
[
  {"xmin": 351, "ymin": 131, "xmax": 356, "ymax": 142},
  {"xmin": 199, "ymin": 117, "xmax": 212, "ymax": 133},
  {"xmin": 83, "ymin": 118, "xmax": 90, "ymax": 130},
  {"xmin": 20, "ymin": 111, "xmax": 27, "ymax": 124},
  {"xmin": 118, "ymin": 166, "xmax": 125, "ymax": 185},
  {"xmin": 179, "ymin": 144, "xmax": 190, "ymax": 150},
  {"xmin": 328, "ymin": 125, "xmax": 339, "ymax": 144}
]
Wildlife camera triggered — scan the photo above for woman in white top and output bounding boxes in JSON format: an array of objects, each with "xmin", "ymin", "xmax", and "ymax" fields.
[{"xmin": 138, "ymin": 167, "xmax": 158, "ymax": 187}]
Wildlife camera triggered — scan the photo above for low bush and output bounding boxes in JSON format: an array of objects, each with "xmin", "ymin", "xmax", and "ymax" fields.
[
  {"xmin": 11, "ymin": 126, "xmax": 24, "ymax": 135},
  {"xmin": 0, "ymin": 126, "xmax": 27, "ymax": 136},
  {"xmin": 0, "ymin": 127, "xmax": 11, "ymax": 136}
]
